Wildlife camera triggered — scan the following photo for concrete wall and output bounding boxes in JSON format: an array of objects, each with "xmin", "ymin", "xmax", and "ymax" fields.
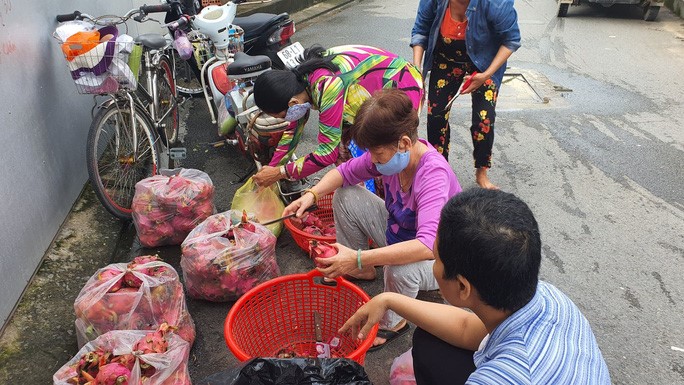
[{"xmin": 0, "ymin": 0, "xmax": 158, "ymax": 328}]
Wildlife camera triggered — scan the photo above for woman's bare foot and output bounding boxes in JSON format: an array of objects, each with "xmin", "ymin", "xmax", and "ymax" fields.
[
  {"xmin": 476, "ymin": 167, "xmax": 499, "ymax": 190},
  {"xmin": 344, "ymin": 266, "xmax": 377, "ymax": 281}
]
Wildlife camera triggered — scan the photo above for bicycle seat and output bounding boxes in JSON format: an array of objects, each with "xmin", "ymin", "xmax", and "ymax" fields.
[
  {"xmin": 228, "ymin": 52, "xmax": 271, "ymax": 77},
  {"xmin": 233, "ymin": 13, "xmax": 289, "ymax": 41},
  {"xmin": 135, "ymin": 34, "xmax": 167, "ymax": 50}
]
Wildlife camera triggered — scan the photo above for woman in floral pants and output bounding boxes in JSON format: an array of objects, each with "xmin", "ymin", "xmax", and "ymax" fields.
[
  {"xmin": 411, "ymin": 0, "xmax": 521, "ymax": 189},
  {"xmin": 427, "ymin": 36, "xmax": 497, "ymax": 176}
]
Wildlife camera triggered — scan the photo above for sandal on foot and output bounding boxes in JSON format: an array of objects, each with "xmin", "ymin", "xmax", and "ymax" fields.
[
  {"xmin": 368, "ymin": 323, "xmax": 411, "ymax": 352},
  {"xmin": 343, "ymin": 273, "xmax": 376, "ymax": 282}
]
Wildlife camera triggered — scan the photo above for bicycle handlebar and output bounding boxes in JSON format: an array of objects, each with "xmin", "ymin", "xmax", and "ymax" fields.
[
  {"xmin": 56, "ymin": 4, "xmax": 171, "ymax": 25},
  {"xmin": 140, "ymin": 4, "xmax": 172, "ymax": 14},
  {"xmin": 164, "ymin": 15, "xmax": 191, "ymax": 31},
  {"xmin": 55, "ymin": 11, "xmax": 81, "ymax": 22}
]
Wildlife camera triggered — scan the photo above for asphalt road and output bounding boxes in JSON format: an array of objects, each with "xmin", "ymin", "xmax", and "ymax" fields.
[
  {"xmin": 166, "ymin": 1, "xmax": 684, "ymax": 383},
  {"xmin": 291, "ymin": 0, "xmax": 684, "ymax": 383}
]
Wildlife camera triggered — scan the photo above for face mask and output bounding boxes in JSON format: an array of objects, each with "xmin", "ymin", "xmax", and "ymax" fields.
[
  {"xmin": 284, "ymin": 102, "xmax": 311, "ymax": 122},
  {"xmin": 374, "ymin": 143, "xmax": 410, "ymax": 176}
]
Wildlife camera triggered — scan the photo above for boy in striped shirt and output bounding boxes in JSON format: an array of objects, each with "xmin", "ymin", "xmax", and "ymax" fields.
[{"xmin": 341, "ymin": 188, "xmax": 611, "ymax": 384}]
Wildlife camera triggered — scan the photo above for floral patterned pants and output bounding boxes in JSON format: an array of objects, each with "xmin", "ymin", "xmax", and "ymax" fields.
[{"xmin": 426, "ymin": 36, "xmax": 498, "ymax": 168}]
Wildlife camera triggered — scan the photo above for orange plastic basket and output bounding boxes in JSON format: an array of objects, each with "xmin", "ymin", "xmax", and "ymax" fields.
[
  {"xmin": 224, "ymin": 270, "xmax": 378, "ymax": 365},
  {"xmin": 284, "ymin": 192, "xmax": 336, "ymax": 253}
]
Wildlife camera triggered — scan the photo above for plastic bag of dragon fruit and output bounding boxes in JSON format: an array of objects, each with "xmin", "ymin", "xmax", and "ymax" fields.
[
  {"xmin": 132, "ymin": 168, "xmax": 215, "ymax": 247},
  {"xmin": 54, "ymin": 323, "xmax": 191, "ymax": 385},
  {"xmin": 73, "ymin": 255, "xmax": 195, "ymax": 348},
  {"xmin": 389, "ymin": 348, "xmax": 417, "ymax": 385},
  {"xmin": 180, "ymin": 210, "xmax": 280, "ymax": 302}
]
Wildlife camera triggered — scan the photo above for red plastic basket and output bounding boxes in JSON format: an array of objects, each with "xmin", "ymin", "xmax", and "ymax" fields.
[
  {"xmin": 284, "ymin": 192, "xmax": 336, "ymax": 253},
  {"xmin": 224, "ymin": 269, "xmax": 378, "ymax": 365}
]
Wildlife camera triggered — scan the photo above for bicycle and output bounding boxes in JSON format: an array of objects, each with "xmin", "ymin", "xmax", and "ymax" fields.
[
  {"xmin": 167, "ymin": 6, "xmax": 310, "ymax": 205},
  {"xmin": 55, "ymin": 4, "xmax": 183, "ymax": 220}
]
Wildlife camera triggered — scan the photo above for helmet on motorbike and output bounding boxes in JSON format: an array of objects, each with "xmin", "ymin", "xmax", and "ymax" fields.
[{"xmin": 192, "ymin": 4, "xmax": 238, "ymax": 49}]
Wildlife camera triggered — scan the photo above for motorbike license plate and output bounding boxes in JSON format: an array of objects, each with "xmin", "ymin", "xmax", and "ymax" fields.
[{"xmin": 277, "ymin": 42, "xmax": 305, "ymax": 69}]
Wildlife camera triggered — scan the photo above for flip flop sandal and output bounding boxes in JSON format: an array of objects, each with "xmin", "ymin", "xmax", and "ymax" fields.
[{"xmin": 367, "ymin": 323, "xmax": 411, "ymax": 352}]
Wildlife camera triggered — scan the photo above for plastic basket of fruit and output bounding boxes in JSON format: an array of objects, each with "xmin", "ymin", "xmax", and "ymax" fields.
[
  {"xmin": 284, "ymin": 192, "xmax": 336, "ymax": 253},
  {"xmin": 224, "ymin": 269, "xmax": 378, "ymax": 365}
]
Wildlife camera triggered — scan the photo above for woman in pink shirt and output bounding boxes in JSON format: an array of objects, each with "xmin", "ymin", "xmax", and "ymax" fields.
[{"xmin": 283, "ymin": 89, "xmax": 461, "ymax": 351}]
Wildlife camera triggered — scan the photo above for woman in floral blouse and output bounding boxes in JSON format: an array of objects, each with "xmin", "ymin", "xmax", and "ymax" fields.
[
  {"xmin": 411, "ymin": 0, "xmax": 521, "ymax": 189},
  {"xmin": 251, "ymin": 45, "xmax": 423, "ymax": 189}
]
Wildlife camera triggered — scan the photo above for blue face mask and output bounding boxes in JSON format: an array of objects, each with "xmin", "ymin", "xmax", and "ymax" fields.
[
  {"xmin": 284, "ymin": 102, "xmax": 311, "ymax": 122},
  {"xmin": 374, "ymin": 143, "xmax": 410, "ymax": 176}
]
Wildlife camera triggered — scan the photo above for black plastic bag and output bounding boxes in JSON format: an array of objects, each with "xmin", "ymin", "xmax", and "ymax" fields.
[{"xmin": 199, "ymin": 358, "xmax": 373, "ymax": 385}]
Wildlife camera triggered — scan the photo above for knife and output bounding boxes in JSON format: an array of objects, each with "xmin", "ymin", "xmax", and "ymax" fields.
[
  {"xmin": 314, "ymin": 311, "xmax": 331, "ymax": 358},
  {"xmin": 260, "ymin": 204, "xmax": 318, "ymax": 226}
]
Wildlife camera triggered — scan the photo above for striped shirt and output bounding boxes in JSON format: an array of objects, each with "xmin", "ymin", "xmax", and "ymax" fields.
[{"xmin": 468, "ymin": 281, "xmax": 611, "ymax": 384}]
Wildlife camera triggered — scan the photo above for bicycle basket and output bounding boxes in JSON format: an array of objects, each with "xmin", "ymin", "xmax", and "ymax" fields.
[{"xmin": 57, "ymin": 26, "xmax": 142, "ymax": 94}]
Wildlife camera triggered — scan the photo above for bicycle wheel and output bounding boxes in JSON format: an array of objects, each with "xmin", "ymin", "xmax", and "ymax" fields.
[
  {"xmin": 156, "ymin": 55, "xmax": 179, "ymax": 145},
  {"xmin": 172, "ymin": 48, "xmax": 204, "ymax": 97},
  {"xmin": 87, "ymin": 101, "xmax": 160, "ymax": 220}
]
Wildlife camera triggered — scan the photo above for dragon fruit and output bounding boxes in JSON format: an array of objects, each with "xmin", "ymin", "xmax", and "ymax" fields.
[
  {"xmin": 389, "ymin": 349, "xmax": 417, "ymax": 385},
  {"xmin": 171, "ymin": 215, "xmax": 196, "ymax": 233},
  {"xmin": 132, "ymin": 168, "xmax": 215, "ymax": 247},
  {"xmin": 303, "ymin": 226, "xmax": 323, "ymax": 236},
  {"xmin": 111, "ymin": 354, "xmax": 136, "ymax": 372},
  {"xmin": 294, "ymin": 212, "xmax": 337, "ymax": 238},
  {"xmin": 133, "ymin": 323, "xmax": 171, "ymax": 354},
  {"xmin": 94, "ymin": 363, "xmax": 130, "ymax": 385},
  {"xmin": 98, "ymin": 270, "xmax": 123, "ymax": 292},
  {"xmin": 54, "ymin": 329, "xmax": 191, "ymax": 385},
  {"xmin": 181, "ymin": 210, "xmax": 280, "ymax": 301},
  {"xmin": 74, "ymin": 257, "xmax": 195, "ymax": 348},
  {"xmin": 309, "ymin": 241, "xmax": 339, "ymax": 268}
]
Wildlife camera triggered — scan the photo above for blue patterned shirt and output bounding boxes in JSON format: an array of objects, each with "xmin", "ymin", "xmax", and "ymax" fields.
[{"xmin": 468, "ymin": 281, "xmax": 611, "ymax": 384}]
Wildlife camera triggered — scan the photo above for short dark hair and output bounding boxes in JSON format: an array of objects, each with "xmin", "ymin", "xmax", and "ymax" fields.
[
  {"xmin": 346, "ymin": 89, "xmax": 419, "ymax": 149},
  {"xmin": 253, "ymin": 45, "xmax": 339, "ymax": 114},
  {"xmin": 437, "ymin": 188, "xmax": 541, "ymax": 312}
]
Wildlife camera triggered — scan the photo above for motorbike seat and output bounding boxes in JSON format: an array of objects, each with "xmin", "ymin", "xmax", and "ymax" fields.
[
  {"xmin": 135, "ymin": 34, "xmax": 167, "ymax": 50},
  {"xmin": 228, "ymin": 52, "xmax": 272, "ymax": 77},
  {"xmin": 233, "ymin": 13, "xmax": 289, "ymax": 41}
]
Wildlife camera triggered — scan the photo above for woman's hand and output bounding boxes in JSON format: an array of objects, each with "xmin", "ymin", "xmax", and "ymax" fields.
[
  {"xmin": 461, "ymin": 72, "xmax": 489, "ymax": 94},
  {"xmin": 283, "ymin": 190, "xmax": 316, "ymax": 217},
  {"xmin": 253, "ymin": 166, "xmax": 282, "ymax": 188},
  {"xmin": 339, "ymin": 294, "xmax": 390, "ymax": 340},
  {"xmin": 316, "ymin": 243, "xmax": 357, "ymax": 278}
]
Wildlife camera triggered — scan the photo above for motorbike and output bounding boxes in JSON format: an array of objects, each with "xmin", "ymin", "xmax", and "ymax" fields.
[
  {"xmin": 168, "ymin": 0, "xmax": 296, "ymax": 96},
  {"xmin": 168, "ymin": 2, "xmax": 308, "ymax": 204}
]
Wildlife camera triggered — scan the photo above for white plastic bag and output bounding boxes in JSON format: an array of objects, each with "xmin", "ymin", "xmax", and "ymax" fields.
[
  {"xmin": 181, "ymin": 210, "xmax": 280, "ymax": 301},
  {"xmin": 132, "ymin": 168, "xmax": 215, "ymax": 247},
  {"xmin": 73, "ymin": 255, "xmax": 195, "ymax": 348},
  {"xmin": 390, "ymin": 348, "xmax": 417, "ymax": 385},
  {"xmin": 54, "ymin": 325, "xmax": 191, "ymax": 385}
]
